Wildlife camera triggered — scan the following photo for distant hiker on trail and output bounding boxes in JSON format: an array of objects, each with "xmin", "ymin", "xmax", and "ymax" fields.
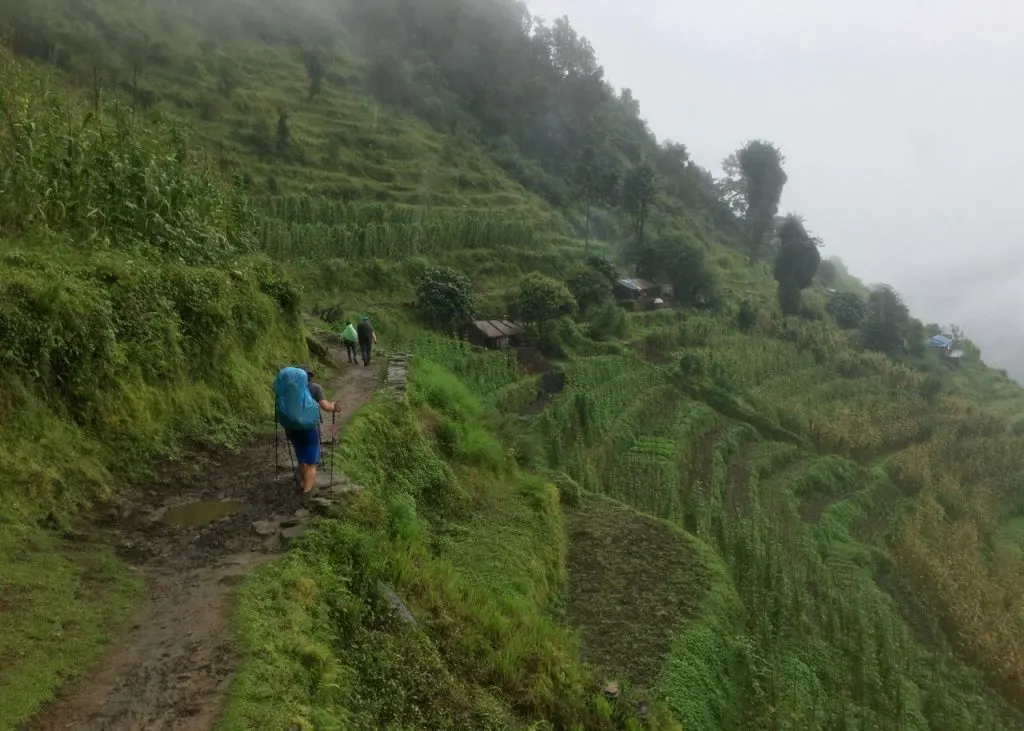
[
  {"xmin": 273, "ymin": 365, "xmax": 341, "ymax": 494},
  {"xmin": 340, "ymin": 321, "xmax": 358, "ymax": 364},
  {"xmin": 356, "ymin": 315, "xmax": 377, "ymax": 367}
]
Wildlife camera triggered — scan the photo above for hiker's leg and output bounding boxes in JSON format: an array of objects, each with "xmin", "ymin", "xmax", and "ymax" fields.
[
  {"xmin": 360, "ymin": 342, "xmax": 370, "ymax": 366},
  {"xmin": 292, "ymin": 430, "xmax": 321, "ymax": 493},
  {"xmin": 302, "ymin": 464, "xmax": 317, "ymax": 493}
]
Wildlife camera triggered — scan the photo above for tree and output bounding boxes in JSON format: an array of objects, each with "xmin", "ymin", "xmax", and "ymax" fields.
[
  {"xmin": 567, "ymin": 265, "xmax": 611, "ymax": 316},
  {"xmin": 623, "ymin": 162, "xmax": 657, "ymax": 251},
  {"xmin": 773, "ymin": 214, "xmax": 821, "ymax": 316},
  {"xmin": 276, "ymin": 108, "xmax": 290, "ymax": 153},
  {"xmin": 717, "ymin": 152, "xmax": 747, "ymax": 219},
  {"xmin": 735, "ymin": 140, "xmax": 788, "ymax": 261},
  {"xmin": 639, "ymin": 236, "xmax": 719, "ymax": 309},
  {"xmin": 573, "ymin": 142, "xmax": 620, "ymax": 254},
  {"xmin": 818, "ymin": 259, "xmax": 839, "ymax": 285},
  {"xmin": 861, "ymin": 285, "xmax": 911, "ymax": 357},
  {"xmin": 515, "ymin": 273, "xmax": 577, "ymax": 337},
  {"xmin": 586, "ymin": 255, "xmax": 618, "ymax": 285},
  {"xmin": 302, "ymin": 50, "xmax": 328, "ymax": 100},
  {"xmin": 827, "ymin": 292, "xmax": 867, "ymax": 329},
  {"xmin": 216, "ymin": 57, "xmax": 239, "ymax": 98},
  {"xmin": 416, "ymin": 266, "xmax": 475, "ymax": 332}
]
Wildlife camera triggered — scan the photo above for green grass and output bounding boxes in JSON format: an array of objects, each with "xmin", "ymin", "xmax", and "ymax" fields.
[
  {"xmin": 0, "ymin": 525, "xmax": 142, "ymax": 729},
  {"xmin": 222, "ymin": 359, "xmax": 683, "ymax": 730},
  {"xmin": 0, "ymin": 47, "xmax": 305, "ymax": 726}
]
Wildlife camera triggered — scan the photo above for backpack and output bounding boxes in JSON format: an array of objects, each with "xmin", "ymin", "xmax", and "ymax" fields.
[
  {"xmin": 274, "ymin": 367, "xmax": 320, "ymax": 432},
  {"xmin": 341, "ymin": 324, "xmax": 357, "ymax": 342}
]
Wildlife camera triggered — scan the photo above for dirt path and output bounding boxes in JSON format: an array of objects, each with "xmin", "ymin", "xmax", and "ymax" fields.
[{"xmin": 26, "ymin": 354, "xmax": 378, "ymax": 731}]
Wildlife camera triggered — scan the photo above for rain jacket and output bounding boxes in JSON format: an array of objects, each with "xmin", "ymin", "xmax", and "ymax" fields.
[{"xmin": 341, "ymin": 324, "xmax": 358, "ymax": 343}]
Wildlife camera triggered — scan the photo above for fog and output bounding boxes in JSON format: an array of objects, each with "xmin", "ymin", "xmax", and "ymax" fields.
[{"xmin": 529, "ymin": 0, "xmax": 1024, "ymax": 373}]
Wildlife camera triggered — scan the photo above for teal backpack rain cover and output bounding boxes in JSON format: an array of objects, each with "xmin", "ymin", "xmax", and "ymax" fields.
[{"xmin": 274, "ymin": 367, "xmax": 320, "ymax": 432}]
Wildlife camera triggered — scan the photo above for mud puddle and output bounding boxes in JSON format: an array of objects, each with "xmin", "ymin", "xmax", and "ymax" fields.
[{"xmin": 163, "ymin": 500, "xmax": 245, "ymax": 526}]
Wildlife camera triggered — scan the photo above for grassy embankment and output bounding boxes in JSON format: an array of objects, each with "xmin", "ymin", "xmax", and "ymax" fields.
[{"xmin": 0, "ymin": 50, "xmax": 304, "ymax": 727}]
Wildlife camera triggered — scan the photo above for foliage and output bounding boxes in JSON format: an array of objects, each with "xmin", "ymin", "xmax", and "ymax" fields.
[
  {"xmin": 567, "ymin": 265, "xmax": 613, "ymax": 316},
  {"xmin": 225, "ymin": 362, "xmax": 682, "ymax": 730},
  {"xmin": 574, "ymin": 141, "xmax": 621, "ymax": 244},
  {"xmin": 587, "ymin": 254, "xmax": 619, "ymax": 285},
  {"xmin": 861, "ymin": 284, "xmax": 912, "ymax": 357},
  {"xmin": 736, "ymin": 298, "xmax": 758, "ymax": 333},
  {"xmin": 415, "ymin": 265, "xmax": 475, "ymax": 331},
  {"xmin": 732, "ymin": 140, "xmax": 788, "ymax": 260},
  {"xmin": 817, "ymin": 258, "xmax": 838, "ymax": 284},
  {"xmin": 301, "ymin": 48, "xmax": 327, "ymax": 100},
  {"xmin": 773, "ymin": 214, "xmax": 821, "ymax": 315},
  {"xmin": 623, "ymin": 163, "xmax": 658, "ymax": 248},
  {"xmin": 639, "ymin": 236, "xmax": 720, "ymax": 310},
  {"xmin": 515, "ymin": 273, "xmax": 577, "ymax": 336},
  {"xmin": 7, "ymin": 2, "xmax": 1024, "ymax": 729},
  {"xmin": 0, "ymin": 48, "xmax": 303, "ymax": 725},
  {"xmin": 827, "ymin": 291, "xmax": 867, "ymax": 329}
]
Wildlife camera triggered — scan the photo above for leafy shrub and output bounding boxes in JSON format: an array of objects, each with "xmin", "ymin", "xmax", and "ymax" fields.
[
  {"xmin": 737, "ymin": 298, "xmax": 757, "ymax": 332},
  {"xmin": 415, "ymin": 265, "xmax": 475, "ymax": 332},
  {"xmin": 514, "ymin": 273, "xmax": 577, "ymax": 337},
  {"xmin": 826, "ymin": 291, "xmax": 866, "ymax": 329},
  {"xmin": 567, "ymin": 265, "xmax": 612, "ymax": 316}
]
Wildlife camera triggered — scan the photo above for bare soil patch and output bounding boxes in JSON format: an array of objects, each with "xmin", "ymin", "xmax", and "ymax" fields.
[{"xmin": 566, "ymin": 495, "xmax": 709, "ymax": 690}]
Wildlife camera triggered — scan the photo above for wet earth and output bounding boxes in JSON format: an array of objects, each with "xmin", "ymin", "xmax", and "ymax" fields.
[{"xmin": 25, "ymin": 353, "xmax": 378, "ymax": 731}]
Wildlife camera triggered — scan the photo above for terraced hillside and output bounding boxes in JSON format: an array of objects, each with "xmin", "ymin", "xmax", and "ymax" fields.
[{"xmin": 4, "ymin": 0, "xmax": 1024, "ymax": 729}]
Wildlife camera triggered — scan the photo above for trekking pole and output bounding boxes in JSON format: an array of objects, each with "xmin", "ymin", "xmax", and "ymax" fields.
[
  {"xmin": 284, "ymin": 432, "xmax": 299, "ymax": 490},
  {"xmin": 273, "ymin": 395, "xmax": 279, "ymax": 484},
  {"xmin": 315, "ymin": 418, "xmax": 325, "ymax": 492},
  {"xmin": 329, "ymin": 410, "xmax": 336, "ymax": 488}
]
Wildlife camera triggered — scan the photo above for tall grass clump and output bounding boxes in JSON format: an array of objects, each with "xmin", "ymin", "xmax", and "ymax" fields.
[{"xmin": 0, "ymin": 48, "xmax": 304, "ymax": 524}]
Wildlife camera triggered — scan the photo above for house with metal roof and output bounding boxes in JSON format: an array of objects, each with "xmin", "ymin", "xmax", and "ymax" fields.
[
  {"xmin": 927, "ymin": 334, "xmax": 954, "ymax": 350},
  {"xmin": 466, "ymin": 319, "xmax": 523, "ymax": 350},
  {"xmin": 614, "ymin": 277, "xmax": 658, "ymax": 300}
]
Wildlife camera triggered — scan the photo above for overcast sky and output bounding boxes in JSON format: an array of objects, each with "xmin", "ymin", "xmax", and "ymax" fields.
[{"xmin": 528, "ymin": 0, "xmax": 1023, "ymax": 335}]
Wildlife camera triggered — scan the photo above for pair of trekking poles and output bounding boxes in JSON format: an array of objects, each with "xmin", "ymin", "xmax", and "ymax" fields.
[{"xmin": 274, "ymin": 405, "xmax": 337, "ymax": 492}]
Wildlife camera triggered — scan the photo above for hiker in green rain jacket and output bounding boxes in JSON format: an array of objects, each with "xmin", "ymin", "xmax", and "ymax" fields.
[{"xmin": 340, "ymin": 321, "xmax": 358, "ymax": 364}]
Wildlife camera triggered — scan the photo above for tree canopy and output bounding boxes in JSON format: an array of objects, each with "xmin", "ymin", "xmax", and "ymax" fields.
[
  {"xmin": 729, "ymin": 140, "xmax": 788, "ymax": 261},
  {"xmin": 515, "ymin": 272, "xmax": 577, "ymax": 336},
  {"xmin": 416, "ymin": 265, "xmax": 475, "ymax": 331},
  {"xmin": 773, "ymin": 214, "xmax": 821, "ymax": 315}
]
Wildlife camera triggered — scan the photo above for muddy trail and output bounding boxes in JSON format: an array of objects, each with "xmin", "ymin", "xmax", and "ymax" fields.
[{"xmin": 26, "ymin": 352, "xmax": 379, "ymax": 731}]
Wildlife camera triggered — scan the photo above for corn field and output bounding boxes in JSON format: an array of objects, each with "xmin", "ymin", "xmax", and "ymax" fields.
[
  {"xmin": 532, "ymin": 344, "xmax": 1021, "ymax": 729},
  {"xmin": 255, "ymin": 195, "xmax": 539, "ymax": 261}
]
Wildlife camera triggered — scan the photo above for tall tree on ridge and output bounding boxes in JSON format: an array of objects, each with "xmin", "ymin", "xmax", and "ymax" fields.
[
  {"xmin": 734, "ymin": 139, "xmax": 788, "ymax": 261},
  {"xmin": 773, "ymin": 214, "xmax": 821, "ymax": 315}
]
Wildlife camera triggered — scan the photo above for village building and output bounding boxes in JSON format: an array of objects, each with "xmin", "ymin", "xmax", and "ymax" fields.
[{"xmin": 466, "ymin": 319, "xmax": 523, "ymax": 350}]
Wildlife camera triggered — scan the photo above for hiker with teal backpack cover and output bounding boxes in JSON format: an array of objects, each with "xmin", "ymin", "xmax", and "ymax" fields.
[{"xmin": 274, "ymin": 366, "xmax": 340, "ymax": 493}]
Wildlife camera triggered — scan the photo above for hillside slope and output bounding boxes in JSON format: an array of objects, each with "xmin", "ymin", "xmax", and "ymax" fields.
[{"xmin": 4, "ymin": 1, "xmax": 1024, "ymax": 729}]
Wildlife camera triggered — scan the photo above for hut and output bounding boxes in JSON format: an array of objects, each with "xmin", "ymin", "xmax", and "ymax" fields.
[
  {"xmin": 614, "ymin": 277, "xmax": 658, "ymax": 300},
  {"xmin": 467, "ymin": 319, "xmax": 523, "ymax": 350}
]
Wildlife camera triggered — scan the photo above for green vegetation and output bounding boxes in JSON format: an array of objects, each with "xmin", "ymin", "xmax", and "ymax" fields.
[
  {"xmin": 222, "ymin": 349, "xmax": 680, "ymax": 729},
  {"xmin": 4, "ymin": 0, "xmax": 1024, "ymax": 729},
  {"xmin": 0, "ymin": 45, "xmax": 301, "ymax": 726},
  {"xmin": 0, "ymin": 526, "xmax": 141, "ymax": 728}
]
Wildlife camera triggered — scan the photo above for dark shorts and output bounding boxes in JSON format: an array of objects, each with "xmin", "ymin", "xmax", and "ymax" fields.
[{"xmin": 287, "ymin": 428, "xmax": 320, "ymax": 465}]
